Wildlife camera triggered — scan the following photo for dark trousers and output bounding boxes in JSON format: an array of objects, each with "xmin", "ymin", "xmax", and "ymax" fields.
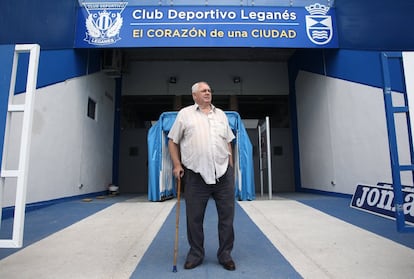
[{"xmin": 183, "ymin": 166, "xmax": 235, "ymax": 264}]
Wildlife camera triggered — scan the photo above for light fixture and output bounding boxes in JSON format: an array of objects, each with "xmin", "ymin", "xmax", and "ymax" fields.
[
  {"xmin": 169, "ymin": 76, "xmax": 177, "ymax": 84},
  {"xmin": 233, "ymin": 76, "xmax": 241, "ymax": 83}
]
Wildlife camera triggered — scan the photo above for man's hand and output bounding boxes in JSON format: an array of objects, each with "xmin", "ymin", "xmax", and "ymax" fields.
[{"xmin": 173, "ymin": 165, "xmax": 184, "ymax": 179}]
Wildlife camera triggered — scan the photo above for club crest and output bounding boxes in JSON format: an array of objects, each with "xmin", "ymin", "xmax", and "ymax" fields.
[
  {"xmin": 83, "ymin": 2, "xmax": 128, "ymax": 46},
  {"xmin": 305, "ymin": 3, "xmax": 333, "ymax": 45}
]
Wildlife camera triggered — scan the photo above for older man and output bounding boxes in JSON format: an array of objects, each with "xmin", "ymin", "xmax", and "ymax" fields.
[{"xmin": 168, "ymin": 81, "xmax": 236, "ymax": 271}]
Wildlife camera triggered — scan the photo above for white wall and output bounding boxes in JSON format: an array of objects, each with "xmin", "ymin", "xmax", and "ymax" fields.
[
  {"xmin": 3, "ymin": 72, "xmax": 115, "ymax": 207},
  {"xmin": 296, "ymin": 71, "xmax": 394, "ymax": 195},
  {"xmin": 122, "ymin": 61, "xmax": 289, "ymax": 96}
]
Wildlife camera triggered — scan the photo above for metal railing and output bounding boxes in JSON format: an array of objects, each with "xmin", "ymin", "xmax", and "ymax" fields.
[
  {"xmin": 381, "ymin": 51, "xmax": 414, "ymax": 233},
  {"xmin": 0, "ymin": 44, "xmax": 40, "ymax": 248}
]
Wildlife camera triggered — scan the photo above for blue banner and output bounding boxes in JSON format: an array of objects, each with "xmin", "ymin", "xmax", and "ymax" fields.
[
  {"xmin": 350, "ymin": 183, "xmax": 414, "ymax": 225},
  {"xmin": 74, "ymin": 3, "xmax": 338, "ymax": 48}
]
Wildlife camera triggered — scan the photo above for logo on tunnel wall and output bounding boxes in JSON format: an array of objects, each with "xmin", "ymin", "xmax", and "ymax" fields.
[
  {"xmin": 83, "ymin": 2, "xmax": 128, "ymax": 46},
  {"xmin": 305, "ymin": 3, "xmax": 333, "ymax": 45}
]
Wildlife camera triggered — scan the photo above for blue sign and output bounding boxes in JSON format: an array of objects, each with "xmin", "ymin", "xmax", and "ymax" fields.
[
  {"xmin": 350, "ymin": 183, "xmax": 414, "ymax": 225},
  {"xmin": 74, "ymin": 3, "xmax": 338, "ymax": 48}
]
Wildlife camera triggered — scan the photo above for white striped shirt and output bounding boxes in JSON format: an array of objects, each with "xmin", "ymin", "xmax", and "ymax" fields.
[{"xmin": 168, "ymin": 104, "xmax": 235, "ymax": 184}]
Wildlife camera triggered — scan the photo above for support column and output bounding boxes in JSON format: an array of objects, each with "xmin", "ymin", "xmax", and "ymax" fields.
[
  {"xmin": 173, "ymin": 95, "xmax": 182, "ymax": 110},
  {"xmin": 229, "ymin": 95, "xmax": 238, "ymax": 111}
]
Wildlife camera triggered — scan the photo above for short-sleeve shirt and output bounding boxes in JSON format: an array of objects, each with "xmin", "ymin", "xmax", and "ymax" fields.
[{"xmin": 168, "ymin": 104, "xmax": 235, "ymax": 184}]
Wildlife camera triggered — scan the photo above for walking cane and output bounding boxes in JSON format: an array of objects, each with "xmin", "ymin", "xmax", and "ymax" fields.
[{"xmin": 172, "ymin": 177, "xmax": 181, "ymax": 273}]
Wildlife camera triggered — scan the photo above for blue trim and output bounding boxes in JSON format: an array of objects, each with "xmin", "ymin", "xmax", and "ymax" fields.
[
  {"xmin": 1, "ymin": 191, "xmax": 108, "ymax": 220},
  {"xmin": 298, "ymin": 187, "xmax": 353, "ymax": 199}
]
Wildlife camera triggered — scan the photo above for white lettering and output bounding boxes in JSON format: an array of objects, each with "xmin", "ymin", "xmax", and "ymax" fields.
[
  {"xmin": 132, "ymin": 9, "xmax": 163, "ymax": 20},
  {"xmin": 367, "ymin": 188, "xmax": 380, "ymax": 206},
  {"xmin": 146, "ymin": 28, "xmax": 207, "ymax": 38},
  {"xmin": 168, "ymin": 9, "xmax": 236, "ymax": 21},
  {"xmin": 404, "ymin": 193, "xmax": 414, "ymax": 216},
  {"xmin": 377, "ymin": 189, "xmax": 394, "ymax": 210},
  {"xmin": 356, "ymin": 186, "xmax": 370, "ymax": 207},
  {"xmin": 240, "ymin": 9, "xmax": 296, "ymax": 21}
]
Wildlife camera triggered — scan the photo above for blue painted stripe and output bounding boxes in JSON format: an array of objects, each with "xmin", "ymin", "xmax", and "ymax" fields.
[
  {"xmin": 131, "ymin": 200, "xmax": 302, "ymax": 278},
  {"xmin": 1, "ymin": 191, "xmax": 108, "ymax": 220}
]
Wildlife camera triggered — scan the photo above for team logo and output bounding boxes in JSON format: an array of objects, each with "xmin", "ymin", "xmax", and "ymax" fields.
[
  {"xmin": 83, "ymin": 2, "xmax": 128, "ymax": 46},
  {"xmin": 305, "ymin": 3, "xmax": 333, "ymax": 45}
]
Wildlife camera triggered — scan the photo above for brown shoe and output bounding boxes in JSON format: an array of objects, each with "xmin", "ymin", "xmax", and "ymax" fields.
[
  {"xmin": 220, "ymin": 260, "xmax": 236, "ymax": 271},
  {"xmin": 184, "ymin": 260, "xmax": 202, "ymax": 269}
]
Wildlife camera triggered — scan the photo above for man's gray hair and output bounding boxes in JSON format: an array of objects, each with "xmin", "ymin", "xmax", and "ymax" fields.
[{"xmin": 191, "ymin": 81, "xmax": 208, "ymax": 93}]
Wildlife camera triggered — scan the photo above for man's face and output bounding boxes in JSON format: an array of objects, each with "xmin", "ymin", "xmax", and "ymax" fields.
[{"xmin": 193, "ymin": 83, "xmax": 212, "ymax": 106}]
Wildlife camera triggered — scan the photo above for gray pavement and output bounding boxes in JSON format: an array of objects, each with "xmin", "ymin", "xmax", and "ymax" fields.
[{"xmin": 0, "ymin": 194, "xmax": 413, "ymax": 278}]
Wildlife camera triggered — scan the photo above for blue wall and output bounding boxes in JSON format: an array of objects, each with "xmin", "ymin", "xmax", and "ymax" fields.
[
  {"xmin": 0, "ymin": 0, "xmax": 78, "ymax": 49},
  {"xmin": 35, "ymin": 49, "xmax": 101, "ymax": 89},
  {"xmin": 335, "ymin": 0, "xmax": 414, "ymax": 50},
  {"xmin": 12, "ymin": 49, "xmax": 102, "ymax": 93},
  {"xmin": 9, "ymin": 49, "xmax": 101, "ymax": 94},
  {"xmin": 1, "ymin": 0, "xmax": 413, "ymax": 51},
  {"xmin": 0, "ymin": 45, "xmax": 15, "ymax": 168}
]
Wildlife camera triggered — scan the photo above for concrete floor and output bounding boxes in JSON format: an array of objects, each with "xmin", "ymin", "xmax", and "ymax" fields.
[{"xmin": 1, "ymin": 193, "xmax": 413, "ymax": 278}]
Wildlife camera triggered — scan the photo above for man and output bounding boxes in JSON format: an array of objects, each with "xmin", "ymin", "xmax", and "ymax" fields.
[{"xmin": 168, "ymin": 81, "xmax": 236, "ymax": 271}]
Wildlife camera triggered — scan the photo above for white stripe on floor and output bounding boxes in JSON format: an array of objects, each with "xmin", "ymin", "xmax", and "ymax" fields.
[
  {"xmin": 0, "ymin": 197, "xmax": 175, "ymax": 279},
  {"xmin": 239, "ymin": 199, "xmax": 414, "ymax": 279}
]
